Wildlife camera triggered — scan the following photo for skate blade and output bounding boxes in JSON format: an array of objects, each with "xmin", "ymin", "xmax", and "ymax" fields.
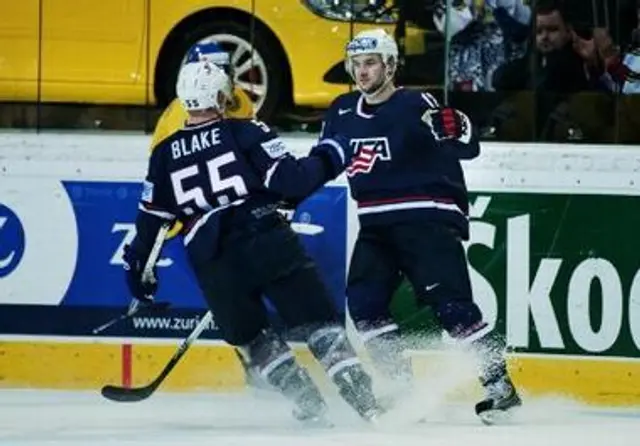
[
  {"xmin": 362, "ymin": 403, "xmax": 391, "ymax": 424},
  {"xmin": 478, "ymin": 406, "xmax": 520, "ymax": 426},
  {"xmin": 293, "ymin": 409, "xmax": 334, "ymax": 429},
  {"xmin": 364, "ymin": 411, "xmax": 382, "ymax": 424},
  {"xmin": 298, "ymin": 417, "xmax": 334, "ymax": 429}
]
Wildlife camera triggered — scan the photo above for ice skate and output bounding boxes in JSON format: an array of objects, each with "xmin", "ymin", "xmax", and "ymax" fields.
[
  {"xmin": 475, "ymin": 375, "xmax": 522, "ymax": 425},
  {"xmin": 292, "ymin": 394, "xmax": 333, "ymax": 428},
  {"xmin": 333, "ymin": 365, "xmax": 386, "ymax": 423}
]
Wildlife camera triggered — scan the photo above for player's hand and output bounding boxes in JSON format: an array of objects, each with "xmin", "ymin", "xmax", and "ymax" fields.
[
  {"xmin": 276, "ymin": 199, "xmax": 297, "ymax": 223},
  {"xmin": 333, "ymin": 133, "xmax": 355, "ymax": 164},
  {"xmin": 424, "ymin": 108, "xmax": 472, "ymax": 143},
  {"xmin": 310, "ymin": 133, "xmax": 354, "ymax": 178},
  {"xmin": 122, "ymin": 244, "xmax": 158, "ymax": 304},
  {"xmin": 317, "ymin": 133, "xmax": 354, "ymax": 166}
]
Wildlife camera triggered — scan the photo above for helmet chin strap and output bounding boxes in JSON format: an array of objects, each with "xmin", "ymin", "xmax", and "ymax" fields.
[
  {"xmin": 359, "ymin": 66, "xmax": 396, "ymax": 104},
  {"xmin": 361, "ymin": 75, "xmax": 395, "ymax": 103}
]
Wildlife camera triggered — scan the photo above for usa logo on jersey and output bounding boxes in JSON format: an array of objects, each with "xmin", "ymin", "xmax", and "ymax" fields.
[{"xmin": 346, "ymin": 137, "xmax": 391, "ymax": 177}]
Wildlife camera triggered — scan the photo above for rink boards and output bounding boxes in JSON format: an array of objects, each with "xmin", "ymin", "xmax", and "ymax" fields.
[
  {"xmin": 3, "ymin": 338, "xmax": 640, "ymax": 407},
  {"xmin": 1, "ymin": 133, "xmax": 640, "ymax": 406}
]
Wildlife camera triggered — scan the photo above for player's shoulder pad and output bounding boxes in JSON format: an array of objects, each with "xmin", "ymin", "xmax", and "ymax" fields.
[
  {"xmin": 147, "ymin": 135, "xmax": 171, "ymax": 170},
  {"xmin": 395, "ymin": 89, "xmax": 443, "ymax": 130},
  {"xmin": 149, "ymin": 136, "xmax": 167, "ymax": 155},
  {"xmin": 326, "ymin": 91, "xmax": 360, "ymax": 116},
  {"xmin": 397, "ymin": 88, "xmax": 441, "ymax": 111},
  {"xmin": 227, "ymin": 118, "xmax": 287, "ymax": 159},
  {"xmin": 149, "ymin": 133, "xmax": 176, "ymax": 159}
]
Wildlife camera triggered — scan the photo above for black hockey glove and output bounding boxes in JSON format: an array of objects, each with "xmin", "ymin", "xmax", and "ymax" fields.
[
  {"xmin": 276, "ymin": 199, "xmax": 298, "ymax": 223},
  {"xmin": 426, "ymin": 107, "xmax": 471, "ymax": 142},
  {"xmin": 122, "ymin": 244, "xmax": 157, "ymax": 304},
  {"xmin": 310, "ymin": 133, "xmax": 354, "ymax": 179}
]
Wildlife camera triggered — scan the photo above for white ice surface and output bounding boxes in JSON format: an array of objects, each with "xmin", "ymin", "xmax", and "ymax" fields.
[{"xmin": 1, "ymin": 388, "xmax": 640, "ymax": 446}]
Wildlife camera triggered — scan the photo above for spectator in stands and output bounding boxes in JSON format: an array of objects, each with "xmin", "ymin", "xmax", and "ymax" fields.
[
  {"xmin": 433, "ymin": 0, "xmax": 531, "ymax": 92},
  {"xmin": 488, "ymin": 0, "xmax": 615, "ymax": 142},
  {"xmin": 592, "ymin": 4, "xmax": 640, "ymax": 94},
  {"xmin": 493, "ymin": 0, "xmax": 605, "ymax": 92},
  {"xmin": 590, "ymin": 2, "xmax": 640, "ymax": 141}
]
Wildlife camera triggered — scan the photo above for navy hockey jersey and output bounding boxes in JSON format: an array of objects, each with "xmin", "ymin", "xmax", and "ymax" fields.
[
  {"xmin": 132, "ymin": 118, "xmax": 345, "ymax": 263},
  {"xmin": 320, "ymin": 89, "xmax": 479, "ymax": 239}
]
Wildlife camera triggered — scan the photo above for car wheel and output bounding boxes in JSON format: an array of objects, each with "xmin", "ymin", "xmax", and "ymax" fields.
[{"xmin": 158, "ymin": 20, "xmax": 286, "ymax": 123}]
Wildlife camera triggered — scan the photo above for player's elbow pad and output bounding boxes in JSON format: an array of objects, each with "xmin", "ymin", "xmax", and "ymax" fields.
[
  {"xmin": 455, "ymin": 138, "xmax": 480, "ymax": 159},
  {"xmin": 309, "ymin": 137, "xmax": 349, "ymax": 179}
]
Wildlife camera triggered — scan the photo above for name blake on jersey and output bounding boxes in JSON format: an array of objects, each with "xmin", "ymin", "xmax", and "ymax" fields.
[{"xmin": 170, "ymin": 128, "xmax": 221, "ymax": 160}]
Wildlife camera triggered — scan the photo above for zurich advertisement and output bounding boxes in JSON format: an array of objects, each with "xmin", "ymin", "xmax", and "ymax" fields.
[{"xmin": 0, "ymin": 179, "xmax": 348, "ymax": 339}]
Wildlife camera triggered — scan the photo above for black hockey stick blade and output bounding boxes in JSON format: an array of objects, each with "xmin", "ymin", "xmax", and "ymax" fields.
[
  {"xmin": 101, "ymin": 355, "xmax": 176, "ymax": 403},
  {"xmin": 101, "ymin": 383, "xmax": 157, "ymax": 402},
  {"xmin": 101, "ymin": 311, "xmax": 213, "ymax": 403}
]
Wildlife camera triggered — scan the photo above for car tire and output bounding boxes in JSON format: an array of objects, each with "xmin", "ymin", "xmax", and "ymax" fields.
[{"xmin": 157, "ymin": 19, "xmax": 286, "ymax": 123}]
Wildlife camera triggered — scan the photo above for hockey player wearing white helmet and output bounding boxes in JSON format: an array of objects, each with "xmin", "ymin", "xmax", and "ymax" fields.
[
  {"xmin": 175, "ymin": 60, "xmax": 233, "ymax": 120},
  {"xmin": 344, "ymin": 28, "xmax": 399, "ymax": 103},
  {"xmin": 122, "ymin": 60, "xmax": 385, "ymax": 424},
  {"xmin": 322, "ymin": 28, "xmax": 522, "ymax": 424}
]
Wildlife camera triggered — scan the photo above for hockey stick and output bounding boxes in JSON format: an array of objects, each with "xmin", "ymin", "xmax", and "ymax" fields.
[
  {"xmin": 101, "ymin": 310, "xmax": 213, "ymax": 402},
  {"xmin": 92, "ymin": 223, "xmax": 170, "ymax": 335},
  {"xmin": 91, "ymin": 301, "xmax": 171, "ymax": 335}
]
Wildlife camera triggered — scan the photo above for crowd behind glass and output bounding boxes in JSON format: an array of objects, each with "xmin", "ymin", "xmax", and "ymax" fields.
[{"xmin": 2, "ymin": 0, "xmax": 638, "ymax": 145}]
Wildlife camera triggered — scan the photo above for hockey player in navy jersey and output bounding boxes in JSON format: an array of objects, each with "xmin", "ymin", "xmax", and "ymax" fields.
[
  {"xmin": 122, "ymin": 60, "xmax": 384, "ymax": 424},
  {"xmin": 320, "ymin": 28, "xmax": 521, "ymax": 423}
]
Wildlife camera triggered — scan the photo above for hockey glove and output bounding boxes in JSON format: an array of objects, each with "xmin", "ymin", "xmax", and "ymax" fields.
[
  {"xmin": 276, "ymin": 199, "xmax": 298, "ymax": 223},
  {"xmin": 122, "ymin": 244, "xmax": 157, "ymax": 304},
  {"xmin": 310, "ymin": 133, "xmax": 354, "ymax": 179},
  {"xmin": 424, "ymin": 108, "xmax": 472, "ymax": 144}
]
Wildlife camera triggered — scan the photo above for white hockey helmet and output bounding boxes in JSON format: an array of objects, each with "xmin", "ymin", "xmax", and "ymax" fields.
[
  {"xmin": 176, "ymin": 60, "xmax": 232, "ymax": 112},
  {"xmin": 344, "ymin": 28, "xmax": 399, "ymax": 80}
]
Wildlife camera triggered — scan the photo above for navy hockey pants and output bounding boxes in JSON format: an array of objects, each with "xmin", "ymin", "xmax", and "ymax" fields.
[
  {"xmin": 347, "ymin": 221, "xmax": 484, "ymax": 338},
  {"xmin": 191, "ymin": 215, "xmax": 339, "ymax": 346}
]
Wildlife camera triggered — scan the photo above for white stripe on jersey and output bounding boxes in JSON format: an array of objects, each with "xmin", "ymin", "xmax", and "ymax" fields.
[
  {"xmin": 263, "ymin": 159, "xmax": 281, "ymax": 188},
  {"xmin": 357, "ymin": 199, "xmax": 464, "ymax": 216},
  {"xmin": 183, "ymin": 199, "xmax": 246, "ymax": 246},
  {"xmin": 317, "ymin": 138, "xmax": 346, "ymax": 165},
  {"xmin": 421, "ymin": 92, "xmax": 439, "ymax": 109},
  {"xmin": 138, "ymin": 203, "xmax": 175, "ymax": 220}
]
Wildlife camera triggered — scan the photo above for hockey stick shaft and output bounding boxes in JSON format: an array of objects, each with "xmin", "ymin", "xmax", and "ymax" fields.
[
  {"xmin": 92, "ymin": 311, "xmax": 134, "ymax": 335},
  {"xmin": 147, "ymin": 310, "xmax": 213, "ymax": 384},
  {"xmin": 92, "ymin": 223, "xmax": 170, "ymax": 335},
  {"xmin": 101, "ymin": 311, "xmax": 213, "ymax": 402},
  {"xmin": 140, "ymin": 222, "xmax": 171, "ymax": 283},
  {"xmin": 92, "ymin": 301, "xmax": 171, "ymax": 335}
]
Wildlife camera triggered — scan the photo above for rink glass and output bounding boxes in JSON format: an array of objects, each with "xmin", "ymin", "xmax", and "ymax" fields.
[{"xmin": 0, "ymin": 0, "xmax": 636, "ymax": 144}]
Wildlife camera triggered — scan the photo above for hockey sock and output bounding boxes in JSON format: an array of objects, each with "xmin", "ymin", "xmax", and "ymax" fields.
[
  {"xmin": 469, "ymin": 330, "xmax": 510, "ymax": 386},
  {"xmin": 240, "ymin": 329, "xmax": 326, "ymax": 419},
  {"xmin": 361, "ymin": 323, "xmax": 413, "ymax": 383},
  {"xmin": 307, "ymin": 324, "xmax": 380, "ymax": 419}
]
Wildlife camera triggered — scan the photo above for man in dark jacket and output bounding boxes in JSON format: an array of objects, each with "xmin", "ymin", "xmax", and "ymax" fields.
[{"xmin": 491, "ymin": 0, "xmax": 614, "ymax": 141}]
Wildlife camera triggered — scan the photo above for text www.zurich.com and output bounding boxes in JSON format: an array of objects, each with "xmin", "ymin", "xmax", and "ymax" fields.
[{"xmin": 131, "ymin": 315, "xmax": 217, "ymax": 331}]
